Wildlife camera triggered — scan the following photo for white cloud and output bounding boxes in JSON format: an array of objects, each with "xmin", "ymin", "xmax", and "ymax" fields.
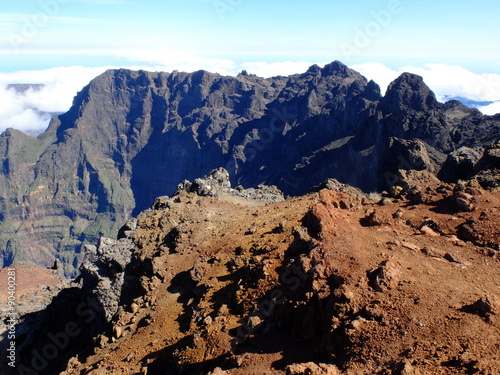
[
  {"xmin": 0, "ymin": 86, "xmax": 51, "ymax": 134},
  {"xmin": 477, "ymin": 101, "xmax": 500, "ymax": 116},
  {"xmin": 0, "ymin": 66, "xmax": 111, "ymax": 135},
  {"xmin": 399, "ymin": 64, "xmax": 500, "ymax": 103},
  {"xmin": 121, "ymin": 50, "xmax": 239, "ymax": 77},
  {"xmin": 350, "ymin": 62, "xmax": 400, "ymax": 95},
  {"xmin": 351, "ymin": 62, "xmax": 500, "ymax": 107}
]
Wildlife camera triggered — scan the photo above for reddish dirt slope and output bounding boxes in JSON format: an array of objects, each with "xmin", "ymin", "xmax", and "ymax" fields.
[
  {"xmin": 0, "ymin": 261, "xmax": 62, "ymax": 307},
  {"xmin": 63, "ymin": 172, "xmax": 499, "ymax": 375}
]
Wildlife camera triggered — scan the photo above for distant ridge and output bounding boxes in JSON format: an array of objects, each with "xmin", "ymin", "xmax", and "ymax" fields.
[{"xmin": 6, "ymin": 83, "xmax": 45, "ymax": 93}]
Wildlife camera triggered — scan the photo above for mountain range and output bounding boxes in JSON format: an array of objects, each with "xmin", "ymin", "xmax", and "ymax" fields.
[{"xmin": 1, "ymin": 61, "xmax": 499, "ymax": 276}]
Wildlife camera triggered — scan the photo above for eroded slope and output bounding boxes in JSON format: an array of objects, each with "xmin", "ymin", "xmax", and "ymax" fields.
[{"xmin": 52, "ymin": 172, "xmax": 500, "ymax": 375}]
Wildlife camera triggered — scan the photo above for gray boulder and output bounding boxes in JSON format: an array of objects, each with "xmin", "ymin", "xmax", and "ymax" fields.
[{"xmin": 80, "ymin": 237, "xmax": 135, "ymax": 321}]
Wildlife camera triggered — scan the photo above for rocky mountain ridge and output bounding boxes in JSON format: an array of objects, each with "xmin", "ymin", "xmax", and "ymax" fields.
[
  {"xmin": 2, "ymin": 168, "xmax": 498, "ymax": 374},
  {"xmin": 0, "ymin": 61, "xmax": 499, "ymax": 275}
]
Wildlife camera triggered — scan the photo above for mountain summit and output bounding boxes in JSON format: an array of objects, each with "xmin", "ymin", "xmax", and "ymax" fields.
[{"xmin": 0, "ymin": 61, "xmax": 498, "ymax": 274}]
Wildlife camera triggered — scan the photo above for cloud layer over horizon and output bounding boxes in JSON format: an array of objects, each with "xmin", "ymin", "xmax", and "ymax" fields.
[{"xmin": 1, "ymin": 60, "xmax": 499, "ymax": 136}]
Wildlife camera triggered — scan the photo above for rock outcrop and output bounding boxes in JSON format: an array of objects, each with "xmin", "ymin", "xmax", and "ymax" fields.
[
  {"xmin": 79, "ymin": 237, "xmax": 135, "ymax": 321},
  {"xmin": 173, "ymin": 167, "xmax": 285, "ymax": 203},
  {"xmin": 0, "ymin": 61, "xmax": 499, "ymax": 275}
]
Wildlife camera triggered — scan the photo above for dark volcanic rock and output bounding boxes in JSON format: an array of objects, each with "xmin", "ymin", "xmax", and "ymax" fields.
[
  {"xmin": 379, "ymin": 137, "xmax": 443, "ymax": 188},
  {"xmin": 0, "ymin": 62, "xmax": 499, "ymax": 274},
  {"xmin": 79, "ymin": 237, "xmax": 135, "ymax": 321},
  {"xmin": 438, "ymin": 146, "xmax": 483, "ymax": 182},
  {"xmin": 0, "ymin": 232, "xmax": 138, "ymax": 375},
  {"xmin": 379, "ymin": 73, "xmax": 452, "ymax": 152},
  {"xmin": 473, "ymin": 141, "xmax": 500, "ymax": 188},
  {"xmin": 174, "ymin": 167, "xmax": 285, "ymax": 203},
  {"xmin": 175, "ymin": 167, "xmax": 232, "ymax": 197},
  {"xmin": 438, "ymin": 141, "xmax": 500, "ymax": 188}
]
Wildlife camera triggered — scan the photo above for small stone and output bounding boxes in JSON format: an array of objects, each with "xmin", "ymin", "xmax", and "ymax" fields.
[
  {"xmin": 445, "ymin": 235, "xmax": 466, "ymax": 246},
  {"xmin": 362, "ymin": 210, "xmax": 389, "ymax": 226},
  {"xmin": 98, "ymin": 335, "xmax": 109, "ymax": 348},
  {"xmin": 386, "ymin": 240, "xmax": 401, "ymax": 248},
  {"xmin": 286, "ymin": 362, "xmax": 340, "ymax": 375},
  {"xmin": 444, "ymin": 253, "xmax": 461, "ymax": 263},
  {"xmin": 368, "ymin": 260, "xmax": 401, "ymax": 292},
  {"xmin": 277, "ymin": 221, "xmax": 287, "ymax": 233},
  {"xmin": 246, "ymin": 225, "xmax": 258, "ymax": 235},
  {"xmin": 248, "ymin": 315, "xmax": 262, "ymax": 328},
  {"xmin": 420, "ymin": 226, "xmax": 440, "ymax": 237},
  {"xmin": 402, "ymin": 242, "xmax": 420, "ymax": 252},
  {"xmin": 467, "ymin": 296, "xmax": 499, "ymax": 316},
  {"xmin": 363, "ymin": 305, "xmax": 385, "ymax": 320},
  {"xmin": 455, "ymin": 191, "xmax": 476, "ymax": 212},
  {"xmin": 399, "ymin": 360, "xmax": 422, "ymax": 375},
  {"xmin": 350, "ymin": 317, "xmax": 367, "ymax": 330},
  {"xmin": 131, "ymin": 302, "xmax": 140, "ymax": 314},
  {"xmin": 421, "ymin": 247, "xmax": 444, "ymax": 258},
  {"xmin": 390, "ymin": 186, "xmax": 404, "ymax": 198},
  {"xmin": 227, "ymin": 354, "xmax": 247, "ymax": 368},
  {"xmin": 218, "ymin": 304, "xmax": 230, "ymax": 316},
  {"xmin": 380, "ymin": 197, "xmax": 393, "ymax": 206},
  {"xmin": 393, "ymin": 209, "xmax": 404, "ymax": 219},
  {"xmin": 189, "ymin": 260, "xmax": 205, "ymax": 282},
  {"xmin": 114, "ymin": 326, "xmax": 123, "ymax": 339},
  {"xmin": 206, "ymin": 367, "xmax": 230, "ymax": 375}
]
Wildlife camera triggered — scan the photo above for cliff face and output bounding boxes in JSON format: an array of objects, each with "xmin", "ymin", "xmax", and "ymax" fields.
[{"xmin": 0, "ymin": 61, "xmax": 498, "ymax": 274}]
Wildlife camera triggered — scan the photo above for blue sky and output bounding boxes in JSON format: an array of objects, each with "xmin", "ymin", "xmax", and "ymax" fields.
[
  {"xmin": 1, "ymin": 0, "xmax": 500, "ymax": 133},
  {"xmin": 1, "ymin": 0, "xmax": 499, "ymax": 72}
]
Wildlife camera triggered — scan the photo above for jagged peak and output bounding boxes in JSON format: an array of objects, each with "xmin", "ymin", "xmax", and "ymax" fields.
[
  {"xmin": 442, "ymin": 99, "xmax": 483, "ymax": 114},
  {"xmin": 91, "ymin": 68, "xmax": 139, "ymax": 82},
  {"xmin": 306, "ymin": 64, "xmax": 322, "ymax": 74},
  {"xmin": 190, "ymin": 69, "xmax": 221, "ymax": 86},
  {"xmin": 367, "ymin": 79, "xmax": 383, "ymax": 96},
  {"xmin": 1, "ymin": 127, "xmax": 28, "ymax": 138},
  {"xmin": 321, "ymin": 60, "xmax": 353, "ymax": 77},
  {"xmin": 87, "ymin": 69, "xmax": 165, "ymax": 91},
  {"xmin": 386, "ymin": 72, "xmax": 434, "ymax": 96},
  {"xmin": 388, "ymin": 72, "xmax": 428, "ymax": 90},
  {"xmin": 383, "ymin": 72, "xmax": 438, "ymax": 111}
]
